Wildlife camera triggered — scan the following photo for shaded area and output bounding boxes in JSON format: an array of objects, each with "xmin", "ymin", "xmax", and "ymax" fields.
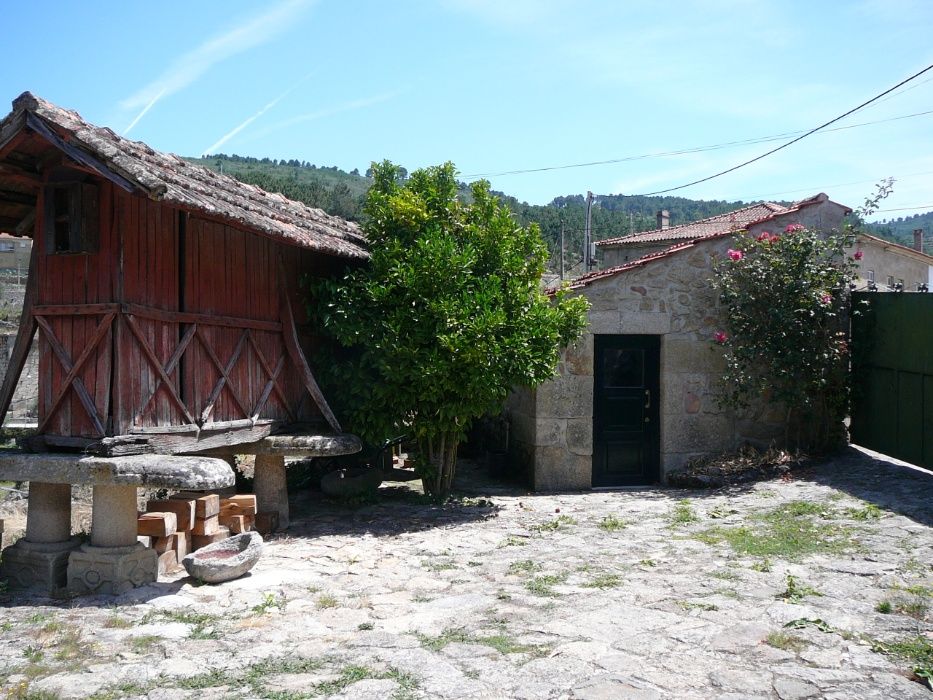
[{"xmin": 807, "ymin": 445, "xmax": 933, "ymax": 527}]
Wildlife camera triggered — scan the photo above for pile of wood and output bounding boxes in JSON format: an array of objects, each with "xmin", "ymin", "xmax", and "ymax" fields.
[{"xmin": 137, "ymin": 493, "xmax": 260, "ymax": 574}]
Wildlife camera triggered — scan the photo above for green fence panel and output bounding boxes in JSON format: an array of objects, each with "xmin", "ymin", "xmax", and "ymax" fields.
[{"xmin": 851, "ymin": 292, "xmax": 932, "ymax": 469}]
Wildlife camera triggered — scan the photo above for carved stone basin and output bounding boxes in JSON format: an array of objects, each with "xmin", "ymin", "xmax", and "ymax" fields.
[{"xmin": 182, "ymin": 532, "xmax": 264, "ymax": 583}]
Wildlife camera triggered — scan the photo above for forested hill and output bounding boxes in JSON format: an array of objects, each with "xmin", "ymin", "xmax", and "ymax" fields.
[
  {"xmin": 188, "ymin": 154, "xmax": 926, "ymax": 272},
  {"xmin": 868, "ymin": 211, "xmax": 933, "ymax": 249}
]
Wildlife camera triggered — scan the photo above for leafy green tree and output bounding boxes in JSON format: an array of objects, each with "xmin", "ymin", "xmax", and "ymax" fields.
[{"xmin": 307, "ymin": 161, "xmax": 589, "ymax": 499}]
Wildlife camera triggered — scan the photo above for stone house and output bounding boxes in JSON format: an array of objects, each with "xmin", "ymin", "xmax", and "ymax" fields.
[
  {"xmin": 508, "ymin": 193, "xmax": 851, "ymax": 491},
  {"xmin": 850, "ymin": 230, "xmax": 932, "ymax": 291}
]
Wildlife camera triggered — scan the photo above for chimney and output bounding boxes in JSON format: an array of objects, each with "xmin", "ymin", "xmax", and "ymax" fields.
[
  {"xmin": 914, "ymin": 228, "xmax": 924, "ymax": 253},
  {"xmin": 657, "ymin": 210, "xmax": 670, "ymax": 231}
]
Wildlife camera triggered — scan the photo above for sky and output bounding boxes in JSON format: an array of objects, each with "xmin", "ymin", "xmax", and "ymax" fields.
[{"xmin": 2, "ymin": 0, "xmax": 932, "ymax": 221}]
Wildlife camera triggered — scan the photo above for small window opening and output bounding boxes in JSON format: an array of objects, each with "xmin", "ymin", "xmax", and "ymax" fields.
[
  {"xmin": 43, "ymin": 180, "xmax": 99, "ymax": 254},
  {"xmin": 867, "ymin": 270, "xmax": 874, "ymax": 282}
]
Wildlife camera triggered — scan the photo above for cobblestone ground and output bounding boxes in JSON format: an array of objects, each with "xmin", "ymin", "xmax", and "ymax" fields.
[{"xmin": 1, "ymin": 447, "xmax": 931, "ymax": 699}]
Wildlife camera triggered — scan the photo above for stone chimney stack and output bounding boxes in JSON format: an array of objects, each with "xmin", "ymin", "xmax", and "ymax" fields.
[
  {"xmin": 657, "ymin": 210, "xmax": 670, "ymax": 231},
  {"xmin": 914, "ymin": 228, "xmax": 924, "ymax": 253}
]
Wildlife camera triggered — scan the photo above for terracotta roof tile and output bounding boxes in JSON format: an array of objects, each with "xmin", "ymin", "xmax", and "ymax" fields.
[
  {"xmin": 0, "ymin": 92, "xmax": 368, "ymax": 259},
  {"xmin": 596, "ymin": 202, "xmax": 788, "ymax": 246}
]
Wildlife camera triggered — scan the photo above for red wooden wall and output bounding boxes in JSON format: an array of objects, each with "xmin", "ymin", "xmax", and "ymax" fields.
[{"xmin": 36, "ymin": 176, "xmax": 327, "ymax": 438}]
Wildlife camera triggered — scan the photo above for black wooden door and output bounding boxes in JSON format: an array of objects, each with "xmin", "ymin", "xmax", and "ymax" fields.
[{"xmin": 593, "ymin": 335, "xmax": 660, "ymax": 486}]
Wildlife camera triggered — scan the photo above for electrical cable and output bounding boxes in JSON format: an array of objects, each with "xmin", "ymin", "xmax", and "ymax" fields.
[
  {"xmin": 466, "ymin": 106, "xmax": 933, "ymax": 179},
  {"xmin": 638, "ymin": 63, "xmax": 933, "ymax": 195}
]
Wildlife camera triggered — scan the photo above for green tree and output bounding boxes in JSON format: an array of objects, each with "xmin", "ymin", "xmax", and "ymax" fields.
[{"xmin": 307, "ymin": 161, "xmax": 589, "ymax": 499}]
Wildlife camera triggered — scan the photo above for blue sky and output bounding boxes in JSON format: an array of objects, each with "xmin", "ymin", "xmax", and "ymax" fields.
[{"xmin": 2, "ymin": 0, "xmax": 932, "ymax": 220}]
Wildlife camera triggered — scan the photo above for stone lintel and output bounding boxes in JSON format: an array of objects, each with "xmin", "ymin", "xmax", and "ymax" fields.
[{"xmin": 0, "ymin": 452, "xmax": 235, "ymax": 490}]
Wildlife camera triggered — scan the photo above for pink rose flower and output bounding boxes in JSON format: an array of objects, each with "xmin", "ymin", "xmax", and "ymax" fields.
[
  {"xmin": 714, "ymin": 331, "xmax": 728, "ymax": 344},
  {"xmin": 853, "ymin": 250, "xmax": 864, "ymax": 260},
  {"xmin": 821, "ymin": 293, "xmax": 832, "ymax": 305},
  {"xmin": 756, "ymin": 231, "xmax": 771, "ymax": 242},
  {"xmin": 727, "ymin": 249, "xmax": 743, "ymax": 261},
  {"xmin": 784, "ymin": 223, "xmax": 804, "ymax": 233}
]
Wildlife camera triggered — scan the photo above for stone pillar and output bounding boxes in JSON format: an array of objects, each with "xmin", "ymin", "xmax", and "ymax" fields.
[
  {"xmin": 67, "ymin": 484, "xmax": 157, "ymax": 595},
  {"xmin": 25, "ymin": 482, "xmax": 72, "ymax": 543},
  {"xmin": 254, "ymin": 454, "xmax": 288, "ymax": 530},
  {"xmin": 0, "ymin": 481, "xmax": 80, "ymax": 592},
  {"xmin": 90, "ymin": 484, "xmax": 138, "ymax": 548}
]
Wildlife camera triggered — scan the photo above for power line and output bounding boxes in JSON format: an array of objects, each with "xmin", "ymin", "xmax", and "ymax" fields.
[
  {"xmin": 465, "ymin": 106, "xmax": 933, "ymax": 179},
  {"xmin": 874, "ymin": 204, "xmax": 933, "ymax": 213},
  {"xmin": 638, "ymin": 63, "xmax": 933, "ymax": 196}
]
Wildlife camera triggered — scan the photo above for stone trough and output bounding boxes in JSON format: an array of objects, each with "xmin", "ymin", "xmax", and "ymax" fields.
[{"xmin": 181, "ymin": 531, "xmax": 263, "ymax": 583}]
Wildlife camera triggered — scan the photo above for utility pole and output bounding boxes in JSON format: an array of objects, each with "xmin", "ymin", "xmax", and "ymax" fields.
[
  {"xmin": 559, "ymin": 216, "xmax": 565, "ymax": 280},
  {"xmin": 584, "ymin": 191, "xmax": 594, "ymax": 269}
]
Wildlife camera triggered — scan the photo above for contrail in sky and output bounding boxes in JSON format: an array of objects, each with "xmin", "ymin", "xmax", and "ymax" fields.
[
  {"xmin": 200, "ymin": 74, "xmax": 315, "ymax": 156},
  {"xmin": 122, "ymin": 88, "xmax": 166, "ymax": 137},
  {"xmin": 121, "ymin": 0, "xmax": 313, "ymax": 135},
  {"xmin": 245, "ymin": 92, "xmax": 402, "ymax": 142}
]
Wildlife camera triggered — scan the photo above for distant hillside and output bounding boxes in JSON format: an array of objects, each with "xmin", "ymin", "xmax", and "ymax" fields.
[
  {"xmin": 190, "ymin": 154, "xmax": 930, "ymax": 272},
  {"xmin": 188, "ymin": 154, "xmax": 371, "ymax": 222},
  {"xmin": 866, "ymin": 211, "xmax": 933, "ymax": 251}
]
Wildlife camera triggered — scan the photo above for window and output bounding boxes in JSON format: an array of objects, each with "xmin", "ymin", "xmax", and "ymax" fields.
[
  {"xmin": 0, "ymin": 242, "xmax": 13, "ymax": 252},
  {"xmin": 867, "ymin": 270, "xmax": 874, "ymax": 282},
  {"xmin": 887, "ymin": 275, "xmax": 895, "ymax": 288},
  {"xmin": 43, "ymin": 181, "xmax": 99, "ymax": 254}
]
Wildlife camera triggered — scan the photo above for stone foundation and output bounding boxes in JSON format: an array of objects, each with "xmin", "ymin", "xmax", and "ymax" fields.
[
  {"xmin": 0, "ymin": 537, "xmax": 81, "ymax": 592},
  {"xmin": 67, "ymin": 543, "xmax": 158, "ymax": 595}
]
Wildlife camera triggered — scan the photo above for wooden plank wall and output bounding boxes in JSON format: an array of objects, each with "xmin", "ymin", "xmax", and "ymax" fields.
[
  {"xmin": 36, "ymin": 181, "xmax": 115, "ymax": 437},
  {"xmin": 182, "ymin": 217, "xmax": 317, "ymax": 426},
  {"xmin": 116, "ymin": 189, "xmax": 180, "ymax": 433},
  {"xmin": 38, "ymin": 177, "xmax": 329, "ymax": 437}
]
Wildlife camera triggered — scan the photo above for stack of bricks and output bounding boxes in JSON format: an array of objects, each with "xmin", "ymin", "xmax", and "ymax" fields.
[{"xmin": 137, "ymin": 493, "xmax": 259, "ymax": 575}]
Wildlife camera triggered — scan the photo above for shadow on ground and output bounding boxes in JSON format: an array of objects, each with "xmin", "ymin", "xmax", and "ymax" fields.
[{"xmin": 803, "ymin": 445, "xmax": 933, "ymax": 527}]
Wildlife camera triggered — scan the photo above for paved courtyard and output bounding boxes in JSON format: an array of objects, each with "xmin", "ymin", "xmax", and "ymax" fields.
[{"xmin": 1, "ymin": 447, "xmax": 931, "ymax": 699}]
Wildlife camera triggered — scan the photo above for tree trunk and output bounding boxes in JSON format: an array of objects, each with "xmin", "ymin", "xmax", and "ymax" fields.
[{"xmin": 419, "ymin": 431, "xmax": 460, "ymax": 501}]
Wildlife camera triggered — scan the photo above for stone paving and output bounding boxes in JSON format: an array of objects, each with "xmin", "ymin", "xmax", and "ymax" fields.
[{"xmin": 0, "ymin": 446, "xmax": 931, "ymax": 699}]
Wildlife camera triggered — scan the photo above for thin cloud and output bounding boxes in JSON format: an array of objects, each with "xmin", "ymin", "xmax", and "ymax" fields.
[
  {"xmin": 121, "ymin": 0, "xmax": 313, "ymax": 134},
  {"xmin": 200, "ymin": 73, "xmax": 315, "ymax": 156},
  {"xmin": 245, "ymin": 92, "xmax": 401, "ymax": 141}
]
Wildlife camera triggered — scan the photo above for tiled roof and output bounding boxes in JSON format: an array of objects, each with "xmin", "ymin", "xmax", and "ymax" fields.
[
  {"xmin": 856, "ymin": 232, "xmax": 933, "ymax": 263},
  {"xmin": 0, "ymin": 92, "xmax": 368, "ymax": 259},
  {"xmin": 596, "ymin": 202, "xmax": 788, "ymax": 247},
  {"xmin": 549, "ymin": 240, "xmax": 699, "ymax": 294},
  {"xmin": 556, "ymin": 193, "xmax": 848, "ymax": 292}
]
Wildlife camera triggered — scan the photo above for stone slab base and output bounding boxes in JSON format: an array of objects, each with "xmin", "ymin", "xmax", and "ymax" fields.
[
  {"xmin": 0, "ymin": 537, "xmax": 81, "ymax": 593},
  {"xmin": 67, "ymin": 543, "xmax": 157, "ymax": 595}
]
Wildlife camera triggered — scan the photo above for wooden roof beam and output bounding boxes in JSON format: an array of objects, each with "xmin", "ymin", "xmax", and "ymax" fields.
[
  {"xmin": 0, "ymin": 188, "xmax": 37, "ymax": 206},
  {"xmin": 25, "ymin": 113, "xmax": 136, "ymax": 193}
]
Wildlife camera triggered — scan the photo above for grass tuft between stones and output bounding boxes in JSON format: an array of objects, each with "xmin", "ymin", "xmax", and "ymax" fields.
[{"xmin": 694, "ymin": 500, "xmax": 859, "ymax": 560}]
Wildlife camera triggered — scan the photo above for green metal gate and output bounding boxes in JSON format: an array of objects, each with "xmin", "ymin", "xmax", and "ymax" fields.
[{"xmin": 850, "ymin": 292, "xmax": 933, "ymax": 469}]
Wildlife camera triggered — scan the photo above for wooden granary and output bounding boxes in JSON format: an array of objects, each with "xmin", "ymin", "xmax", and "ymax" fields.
[
  {"xmin": 0, "ymin": 93, "xmax": 366, "ymax": 594},
  {"xmin": 0, "ymin": 92, "xmax": 367, "ymax": 454}
]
